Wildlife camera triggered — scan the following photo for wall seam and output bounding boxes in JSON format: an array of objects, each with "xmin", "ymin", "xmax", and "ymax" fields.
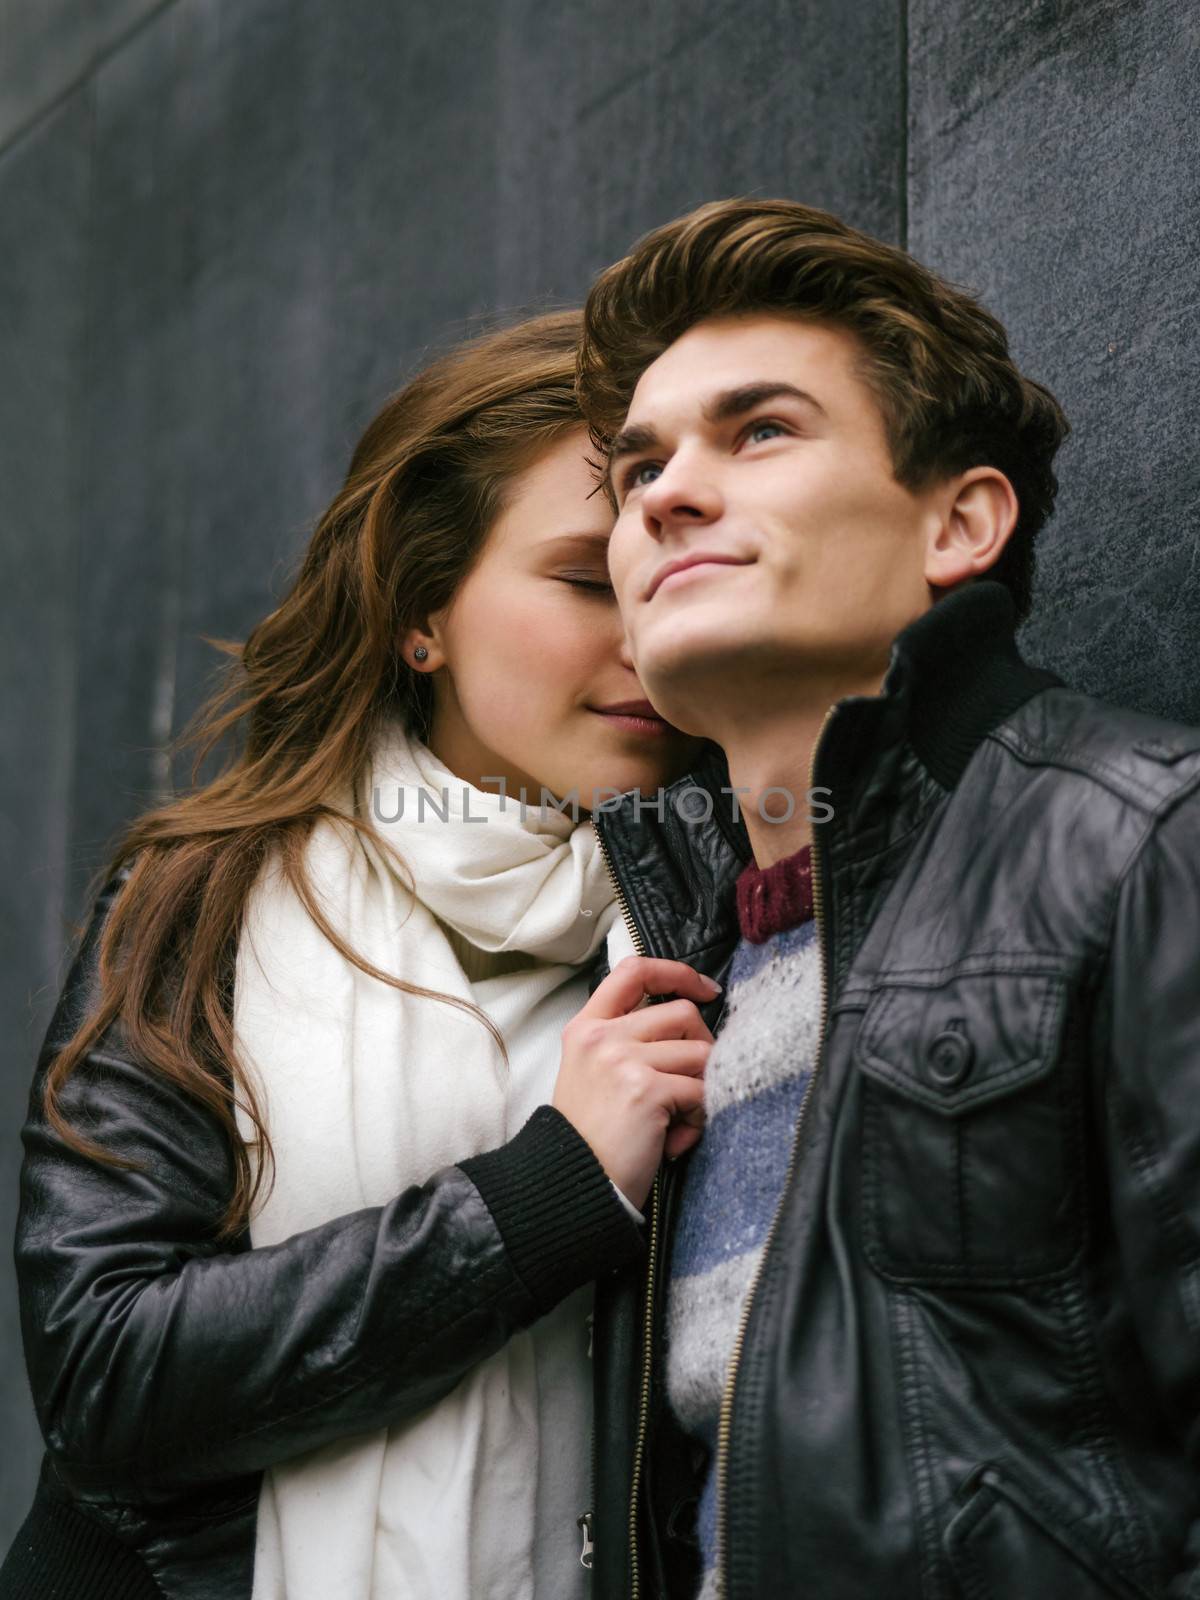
[
  {"xmin": 0, "ymin": 0, "xmax": 181, "ymax": 165},
  {"xmin": 59, "ymin": 74, "xmax": 96, "ymax": 944},
  {"xmin": 899, "ymin": 0, "xmax": 910, "ymax": 250}
]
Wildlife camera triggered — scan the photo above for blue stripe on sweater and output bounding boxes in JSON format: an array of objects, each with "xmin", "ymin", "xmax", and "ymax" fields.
[
  {"xmin": 668, "ymin": 1071, "xmax": 812, "ymax": 1279},
  {"xmin": 723, "ymin": 917, "xmax": 818, "ymax": 985}
]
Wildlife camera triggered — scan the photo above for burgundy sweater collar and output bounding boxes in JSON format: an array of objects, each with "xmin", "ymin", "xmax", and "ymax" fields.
[{"xmin": 735, "ymin": 844, "xmax": 815, "ymax": 944}]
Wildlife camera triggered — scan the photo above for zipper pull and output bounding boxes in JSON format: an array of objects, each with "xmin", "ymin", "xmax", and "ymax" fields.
[{"xmin": 577, "ymin": 1511, "xmax": 595, "ymax": 1569}]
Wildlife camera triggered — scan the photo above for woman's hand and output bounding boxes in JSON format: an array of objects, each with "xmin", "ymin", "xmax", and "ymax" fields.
[{"xmin": 552, "ymin": 956, "xmax": 719, "ymax": 1209}]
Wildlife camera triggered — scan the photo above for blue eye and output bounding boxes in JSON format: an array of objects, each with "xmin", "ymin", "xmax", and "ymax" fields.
[
  {"xmin": 747, "ymin": 419, "xmax": 786, "ymax": 444},
  {"xmin": 621, "ymin": 461, "xmax": 662, "ymax": 495}
]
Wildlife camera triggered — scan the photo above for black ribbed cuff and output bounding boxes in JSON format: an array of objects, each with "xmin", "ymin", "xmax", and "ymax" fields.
[
  {"xmin": 0, "ymin": 1482, "xmax": 162, "ymax": 1600},
  {"xmin": 458, "ymin": 1104, "xmax": 645, "ymax": 1316}
]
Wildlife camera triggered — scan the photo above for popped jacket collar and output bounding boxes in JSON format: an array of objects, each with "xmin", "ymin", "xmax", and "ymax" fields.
[{"xmin": 592, "ymin": 579, "xmax": 1062, "ymax": 969}]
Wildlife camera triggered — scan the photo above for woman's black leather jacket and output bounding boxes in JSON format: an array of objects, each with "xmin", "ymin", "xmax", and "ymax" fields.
[
  {"xmin": 584, "ymin": 581, "xmax": 1200, "ymax": 1600},
  {"xmin": 3, "ymin": 865, "xmax": 644, "ymax": 1598}
]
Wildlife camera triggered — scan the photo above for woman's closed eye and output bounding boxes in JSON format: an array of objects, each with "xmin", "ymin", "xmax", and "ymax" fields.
[{"xmin": 560, "ymin": 573, "xmax": 615, "ymax": 594}]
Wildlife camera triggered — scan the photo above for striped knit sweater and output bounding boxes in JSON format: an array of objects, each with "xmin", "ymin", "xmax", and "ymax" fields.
[{"xmin": 664, "ymin": 843, "xmax": 820, "ymax": 1599}]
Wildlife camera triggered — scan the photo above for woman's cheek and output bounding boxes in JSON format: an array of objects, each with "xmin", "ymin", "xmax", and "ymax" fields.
[{"xmin": 519, "ymin": 589, "xmax": 596, "ymax": 674}]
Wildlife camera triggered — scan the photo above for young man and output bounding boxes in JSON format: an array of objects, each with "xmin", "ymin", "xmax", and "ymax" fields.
[{"xmin": 576, "ymin": 198, "xmax": 1200, "ymax": 1599}]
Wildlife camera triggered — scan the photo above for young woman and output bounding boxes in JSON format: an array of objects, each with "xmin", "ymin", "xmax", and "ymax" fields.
[{"xmin": 1, "ymin": 310, "xmax": 719, "ymax": 1600}]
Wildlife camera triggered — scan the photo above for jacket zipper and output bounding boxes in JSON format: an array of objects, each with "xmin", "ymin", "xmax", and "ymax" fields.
[
  {"xmin": 714, "ymin": 705, "xmax": 837, "ymax": 1598},
  {"xmin": 590, "ymin": 821, "xmax": 655, "ymax": 1596},
  {"xmin": 595, "ymin": 820, "xmax": 648, "ymax": 966},
  {"xmin": 578, "ymin": 1310, "xmax": 597, "ymax": 1568},
  {"xmin": 626, "ymin": 1168, "xmax": 662, "ymax": 1599},
  {"xmin": 577, "ymin": 1510, "xmax": 594, "ymax": 1568}
]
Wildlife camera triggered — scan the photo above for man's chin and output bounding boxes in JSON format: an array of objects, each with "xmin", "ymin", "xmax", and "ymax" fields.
[
  {"xmin": 625, "ymin": 670, "xmax": 720, "ymax": 742},
  {"xmin": 633, "ymin": 633, "xmax": 740, "ymax": 721}
]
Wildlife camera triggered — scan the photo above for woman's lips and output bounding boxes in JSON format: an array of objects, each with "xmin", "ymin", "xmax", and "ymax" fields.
[{"xmin": 589, "ymin": 708, "xmax": 673, "ymax": 736}]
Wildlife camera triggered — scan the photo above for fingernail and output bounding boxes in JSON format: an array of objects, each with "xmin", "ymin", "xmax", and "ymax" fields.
[{"xmin": 703, "ymin": 975, "xmax": 723, "ymax": 994}]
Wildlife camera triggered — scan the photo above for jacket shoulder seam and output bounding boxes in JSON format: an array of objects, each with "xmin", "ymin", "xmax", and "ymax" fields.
[{"xmin": 988, "ymin": 727, "xmax": 1200, "ymax": 814}]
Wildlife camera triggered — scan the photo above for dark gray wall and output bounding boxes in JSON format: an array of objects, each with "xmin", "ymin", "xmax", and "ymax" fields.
[
  {"xmin": 1, "ymin": 0, "xmax": 1196, "ymax": 1549},
  {"xmin": 909, "ymin": 0, "xmax": 1200, "ymax": 717}
]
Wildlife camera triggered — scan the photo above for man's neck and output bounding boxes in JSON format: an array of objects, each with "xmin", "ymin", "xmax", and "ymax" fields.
[
  {"xmin": 708, "ymin": 671, "xmax": 887, "ymax": 867},
  {"xmin": 720, "ymin": 712, "xmax": 825, "ymax": 867}
]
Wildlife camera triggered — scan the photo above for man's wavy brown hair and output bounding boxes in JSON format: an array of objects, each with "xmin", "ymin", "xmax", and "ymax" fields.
[{"xmin": 577, "ymin": 198, "xmax": 1069, "ymax": 620}]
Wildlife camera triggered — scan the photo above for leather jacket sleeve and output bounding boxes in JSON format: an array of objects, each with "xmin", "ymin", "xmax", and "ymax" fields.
[
  {"xmin": 1101, "ymin": 795, "xmax": 1200, "ymax": 1585},
  {"xmin": 15, "ymin": 871, "xmax": 643, "ymax": 1502}
]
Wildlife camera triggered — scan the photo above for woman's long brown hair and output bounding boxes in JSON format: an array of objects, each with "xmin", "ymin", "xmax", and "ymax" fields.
[{"xmin": 45, "ymin": 309, "xmax": 589, "ymax": 1239}]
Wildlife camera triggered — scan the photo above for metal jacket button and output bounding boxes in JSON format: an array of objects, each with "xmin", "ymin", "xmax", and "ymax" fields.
[{"xmin": 926, "ymin": 1028, "xmax": 973, "ymax": 1087}]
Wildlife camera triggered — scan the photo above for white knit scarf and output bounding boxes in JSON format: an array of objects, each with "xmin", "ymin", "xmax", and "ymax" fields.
[{"xmin": 233, "ymin": 716, "xmax": 622, "ymax": 1599}]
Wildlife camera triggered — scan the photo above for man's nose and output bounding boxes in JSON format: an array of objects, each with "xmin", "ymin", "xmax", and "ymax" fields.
[{"xmin": 640, "ymin": 451, "xmax": 722, "ymax": 528}]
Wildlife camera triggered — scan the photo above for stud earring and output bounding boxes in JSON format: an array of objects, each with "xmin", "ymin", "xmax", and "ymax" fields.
[{"xmin": 413, "ymin": 646, "xmax": 429, "ymax": 662}]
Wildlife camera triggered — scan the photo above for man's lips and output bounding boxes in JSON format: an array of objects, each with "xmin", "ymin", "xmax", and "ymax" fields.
[{"xmin": 645, "ymin": 552, "xmax": 752, "ymax": 601}]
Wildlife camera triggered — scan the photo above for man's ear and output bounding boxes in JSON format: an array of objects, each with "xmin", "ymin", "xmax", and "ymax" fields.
[{"xmin": 923, "ymin": 467, "xmax": 1019, "ymax": 590}]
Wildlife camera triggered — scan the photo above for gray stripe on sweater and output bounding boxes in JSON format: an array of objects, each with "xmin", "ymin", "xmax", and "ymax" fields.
[
  {"xmin": 665, "ymin": 1248, "xmax": 764, "ymax": 1437},
  {"xmin": 704, "ymin": 935, "xmax": 821, "ymax": 1119}
]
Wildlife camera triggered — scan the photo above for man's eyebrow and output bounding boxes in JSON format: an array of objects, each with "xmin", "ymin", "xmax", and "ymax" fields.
[
  {"xmin": 604, "ymin": 384, "xmax": 825, "ymax": 476},
  {"xmin": 702, "ymin": 381, "xmax": 827, "ymax": 425},
  {"xmin": 606, "ymin": 423, "xmax": 662, "ymax": 470},
  {"xmin": 602, "ymin": 383, "xmax": 826, "ymax": 497}
]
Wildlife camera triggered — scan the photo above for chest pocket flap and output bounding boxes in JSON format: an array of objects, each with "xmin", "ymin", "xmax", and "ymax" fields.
[
  {"xmin": 856, "ymin": 969, "xmax": 1068, "ymax": 1116},
  {"xmin": 855, "ymin": 968, "xmax": 1080, "ymax": 1285}
]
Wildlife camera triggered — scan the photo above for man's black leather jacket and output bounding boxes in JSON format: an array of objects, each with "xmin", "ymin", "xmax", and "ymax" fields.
[{"xmin": 586, "ymin": 580, "xmax": 1200, "ymax": 1600}]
